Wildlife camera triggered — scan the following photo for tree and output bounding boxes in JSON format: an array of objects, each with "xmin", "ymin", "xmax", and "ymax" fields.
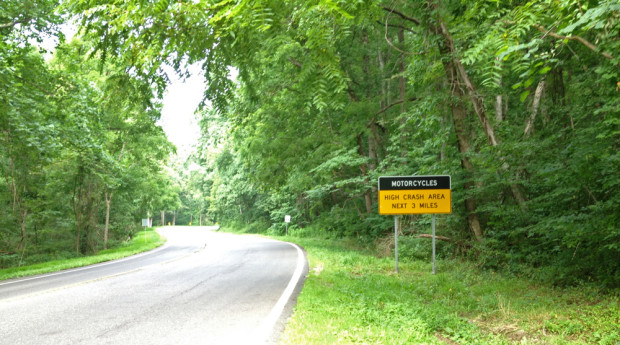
[{"xmin": 64, "ymin": 0, "xmax": 620, "ymax": 285}]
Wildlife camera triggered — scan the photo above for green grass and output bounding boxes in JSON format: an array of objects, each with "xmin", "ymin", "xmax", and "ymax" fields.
[
  {"xmin": 0, "ymin": 228, "xmax": 165, "ymax": 281},
  {"xmin": 217, "ymin": 224, "xmax": 619, "ymax": 345},
  {"xmin": 275, "ymin": 237, "xmax": 619, "ymax": 344}
]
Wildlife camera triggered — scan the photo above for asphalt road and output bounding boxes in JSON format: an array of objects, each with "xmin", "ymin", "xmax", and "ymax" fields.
[{"xmin": 0, "ymin": 226, "xmax": 307, "ymax": 345}]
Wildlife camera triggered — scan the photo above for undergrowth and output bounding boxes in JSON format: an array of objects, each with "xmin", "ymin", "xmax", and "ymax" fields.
[
  {"xmin": 0, "ymin": 228, "xmax": 165, "ymax": 281},
  {"xmin": 222, "ymin": 224, "xmax": 620, "ymax": 344}
]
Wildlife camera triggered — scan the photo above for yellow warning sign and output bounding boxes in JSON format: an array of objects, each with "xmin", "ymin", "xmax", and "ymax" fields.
[
  {"xmin": 378, "ymin": 176, "xmax": 452, "ymax": 215},
  {"xmin": 378, "ymin": 189, "xmax": 451, "ymax": 215}
]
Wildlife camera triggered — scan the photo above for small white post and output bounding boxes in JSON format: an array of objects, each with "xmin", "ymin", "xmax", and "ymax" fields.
[
  {"xmin": 141, "ymin": 218, "xmax": 149, "ymax": 244},
  {"xmin": 284, "ymin": 215, "xmax": 291, "ymax": 236}
]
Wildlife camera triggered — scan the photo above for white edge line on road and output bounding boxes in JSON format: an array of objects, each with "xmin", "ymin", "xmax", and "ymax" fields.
[
  {"xmin": 253, "ymin": 241, "xmax": 306, "ymax": 344},
  {"xmin": 0, "ymin": 241, "xmax": 208, "ymax": 301},
  {"xmin": 0, "ymin": 241, "xmax": 170, "ymax": 287},
  {"xmin": 0, "ymin": 267, "xmax": 144, "ymax": 303}
]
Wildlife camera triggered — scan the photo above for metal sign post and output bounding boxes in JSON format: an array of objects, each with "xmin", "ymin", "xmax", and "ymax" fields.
[
  {"xmin": 394, "ymin": 215, "xmax": 399, "ymax": 273},
  {"xmin": 432, "ymin": 214, "xmax": 436, "ymax": 274}
]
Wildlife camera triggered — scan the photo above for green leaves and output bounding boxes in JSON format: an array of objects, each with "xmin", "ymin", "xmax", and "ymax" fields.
[
  {"xmin": 0, "ymin": 31, "xmax": 174, "ymax": 257},
  {"xmin": 53, "ymin": 0, "xmax": 620, "ymax": 286}
]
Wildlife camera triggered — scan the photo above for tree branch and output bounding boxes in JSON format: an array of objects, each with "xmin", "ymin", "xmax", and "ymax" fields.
[
  {"xmin": 414, "ymin": 234, "xmax": 452, "ymax": 242},
  {"xmin": 0, "ymin": 16, "xmax": 32, "ymax": 29},
  {"xmin": 0, "ymin": 22, "xmax": 16, "ymax": 29},
  {"xmin": 383, "ymin": 9, "xmax": 424, "ymax": 56},
  {"xmin": 347, "ymin": 87, "xmax": 360, "ymax": 102},
  {"xmin": 288, "ymin": 57, "xmax": 303, "ymax": 69},
  {"xmin": 376, "ymin": 21, "xmax": 416, "ymax": 34},
  {"xmin": 375, "ymin": 97, "xmax": 417, "ymax": 115},
  {"xmin": 534, "ymin": 24, "xmax": 614, "ymax": 60},
  {"xmin": 381, "ymin": 6, "xmax": 420, "ymax": 25}
]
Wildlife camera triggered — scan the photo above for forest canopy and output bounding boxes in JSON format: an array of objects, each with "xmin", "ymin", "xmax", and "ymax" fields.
[
  {"xmin": 1, "ymin": 0, "xmax": 176, "ymax": 266},
  {"xmin": 2, "ymin": 0, "xmax": 619, "ymax": 287}
]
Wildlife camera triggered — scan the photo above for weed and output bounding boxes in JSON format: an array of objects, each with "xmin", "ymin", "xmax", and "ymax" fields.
[
  {"xmin": 0, "ymin": 229, "xmax": 164, "ymax": 281},
  {"xmin": 273, "ymin": 235, "xmax": 620, "ymax": 345}
]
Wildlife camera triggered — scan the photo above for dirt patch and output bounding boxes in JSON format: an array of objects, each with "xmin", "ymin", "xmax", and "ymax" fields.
[
  {"xmin": 491, "ymin": 324, "xmax": 527, "ymax": 342},
  {"xmin": 374, "ymin": 235, "xmax": 394, "ymax": 258},
  {"xmin": 471, "ymin": 317, "xmax": 541, "ymax": 344},
  {"xmin": 435, "ymin": 332, "xmax": 460, "ymax": 345},
  {"xmin": 312, "ymin": 263, "xmax": 324, "ymax": 275}
]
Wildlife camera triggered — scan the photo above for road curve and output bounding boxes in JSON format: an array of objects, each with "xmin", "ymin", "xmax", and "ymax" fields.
[{"xmin": 0, "ymin": 226, "xmax": 307, "ymax": 345}]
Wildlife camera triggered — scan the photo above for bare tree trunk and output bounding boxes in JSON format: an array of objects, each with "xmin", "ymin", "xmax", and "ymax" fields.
[
  {"xmin": 73, "ymin": 172, "xmax": 84, "ymax": 254},
  {"xmin": 4, "ymin": 156, "xmax": 29, "ymax": 252},
  {"xmin": 495, "ymin": 94, "xmax": 503, "ymax": 123},
  {"xmin": 524, "ymin": 79, "xmax": 545, "ymax": 137},
  {"xmin": 72, "ymin": 178, "xmax": 98, "ymax": 254},
  {"xmin": 435, "ymin": 18, "xmax": 499, "ymax": 147},
  {"xmin": 102, "ymin": 143, "xmax": 124, "ymax": 249},
  {"xmin": 103, "ymin": 191, "xmax": 112, "ymax": 250},
  {"xmin": 161, "ymin": 210, "xmax": 165, "ymax": 226},
  {"xmin": 430, "ymin": 20, "xmax": 485, "ymax": 241},
  {"xmin": 18, "ymin": 208, "xmax": 27, "ymax": 257},
  {"xmin": 173, "ymin": 211, "xmax": 176, "ymax": 226},
  {"xmin": 358, "ymin": 29, "xmax": 375, "ymax": 215},
  {"xmin": 398, "ymin": 28, "xmax": 407, "ymax": 163},
  {"xmin": 434, "ymin": 14, "xmax": 527, "ymax": 211},
  {"xmin": 494, "ymin": 58, "xmax": 504, "ymax": 123},
  {"xmin": 357, "ymin": 134, "xmax": 373, "ymax": 215},
  {"xmin": 447, "ymin": 65, "xmax": 484, "ymax": 241},
  {"xmin": 368, "ymin": 121, "xmax": 379, "ymax": 201}
]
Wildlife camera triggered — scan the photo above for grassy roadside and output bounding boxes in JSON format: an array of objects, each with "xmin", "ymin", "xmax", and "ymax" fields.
[
  {"xmin": 276, "ymin": 236, "xmax": 619, "ymax": 345},
  {"xmin": 0, "ymin": 228, "xmax": 165, "ymax": 281},
  {"xmin": 220, "ymin": 226, "xmax": 619, "ymax": 344}
]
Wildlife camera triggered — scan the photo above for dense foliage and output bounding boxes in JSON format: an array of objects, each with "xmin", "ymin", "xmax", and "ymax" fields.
[
  {"xmin": 179, "ymin": 1, "xmax": 620, "ymax": 287},
  {"xmin": 5, "ymin": 0, "xmax": 618, "ymax": 287},
  {"xmin": 0, "ymin": 0, "xmax": 176, "ymax": 267}
]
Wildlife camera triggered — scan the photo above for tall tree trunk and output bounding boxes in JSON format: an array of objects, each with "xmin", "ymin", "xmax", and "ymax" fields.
[
  {"xmin": 104, "ymin": 190, "xmax": 112, "ymax": 250},
  {"xmin": 161, "ymin": 210, "xmax": 165, "ymax": 226},
  {"xmin": 524, "ymin": 79, "xmax": 545, "ymax": 137},
  {"xmin": 357, "ymin": 134, "xmax": 373, "ymax": 215},
  {"xmin": 368, "ymin": 121, "xmax": 379, "ymax": 200},
  {"xmin": 173, "ymin": 211, "xmax": 176, "ymax": 226},
  {"xmin": 434, "ymin": 18, "xmax": 499, "ymax": 146},
  {"xmin": 446, "ymin": 62, "xmax": 484, "ymax": 241},
  {"xmin": 18, "ymin": 208, "xmax": 27, "ymax": 257},
  {"xmin": 433, "ymin": 13, "xmax": 528, "ymax": 210},
  {"xmin": 73, "ymin": 169, "xmax": 84, "ymax": 254},
  {"xmin": 359, "ymin": 29, "xmax": 375, "ymax": 215},
  {"xmin": 494, "ymin": 58, "xmax": 504, "ymax": 123},
  {"xmin": 102, "ymin": 143, "xmax": 124, "ymax": 249},
  {"xmin": 398, "ymin": 28, "xmax": 407, "ymax": 163},
  {"xmin": 5, "ymin": 156, "xmax": 29, "ymax": 252},
  {"xmin": 427, "ymin": 14, "xmax": 485, "ymax": 241}
]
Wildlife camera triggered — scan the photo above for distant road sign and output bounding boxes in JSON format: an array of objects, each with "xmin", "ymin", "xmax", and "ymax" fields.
[{"xmin": 378, "ymin": 176, "xmax": 452, "ymax": 215}]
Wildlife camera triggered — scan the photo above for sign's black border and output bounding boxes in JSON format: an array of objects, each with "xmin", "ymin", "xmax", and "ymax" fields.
[{"xmin": 378, "ymin": 175, "xmax": 451, "ymax": 190}]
